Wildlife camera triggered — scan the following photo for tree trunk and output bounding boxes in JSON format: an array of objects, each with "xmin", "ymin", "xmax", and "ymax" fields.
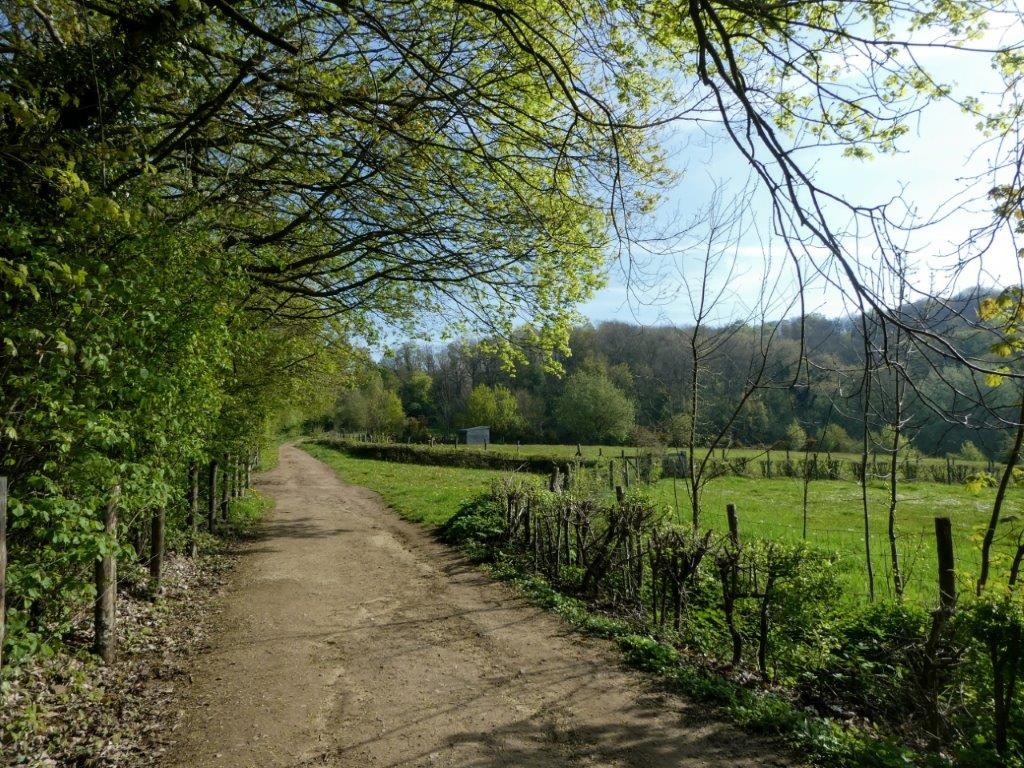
[
  {"xmin": 719, "ymin": 558, "xmax": 742, "ymax": 666},
  {"xmin": 859, "ymin": 328, "xmax": 876, "ymax": 602},
  {"xmin": 207, "ymin": 459, "xmax": 218, "ymax": 533},
  {"xmin": 94, "ymin": 486, "xmax": 120, "ymax": 664},
  {"xmin": 149, "ymin": 506, "xmax": 165, "ymax": 592},
  {"xmin": 923, "ymin": 517, "xmax": 956, "ymax": 749},
  {"xmin": 757, "ymin": 574, "xmax": 776, "ymax": 680},
  {"xmin": 1009, "ymin": 543, "xmax": 1024, "ymax": 587},
  {"xmin": 220, "ymin": 453, "xmax": 231, "ymax": 522},
  {"xmin": 978, "ymin": 395, "xmax": 1024, "ymax": 594},
  {"xmin": 888, "ymin": 417, "xmax": 904, "ymax": 599}
]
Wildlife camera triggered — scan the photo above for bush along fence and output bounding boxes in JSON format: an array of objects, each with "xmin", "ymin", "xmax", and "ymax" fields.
[
  {"xmin": 314, "ymin": 436, "xmax": 602, "ymax": 475},
  {"xmin": 443, "ymin": 476, "xmax": 1024, "ymax": 766},
  {"xmin": 319, "ymin": 435, "xmax": 993, "ymax": 488},
  {"xmin": 0, "ymin": 451, "xmax": 260, "ymax": 672}
]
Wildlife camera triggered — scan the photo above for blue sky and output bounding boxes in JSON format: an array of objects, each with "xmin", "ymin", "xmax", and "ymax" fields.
[{"xmin": 581, "ymin": 24, "xmax": 1021, "ymax": 329}]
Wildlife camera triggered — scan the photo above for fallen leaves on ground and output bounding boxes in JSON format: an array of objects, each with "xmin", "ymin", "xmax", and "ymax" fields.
[{"xmin": 1, "ymin": 549, "xmax": 240, "ymax": 767}]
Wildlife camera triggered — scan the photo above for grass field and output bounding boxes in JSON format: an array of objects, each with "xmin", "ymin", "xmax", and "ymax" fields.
[
  {"xmin": 645, "ymin": 474, "xmax": 1021, "ymax": 603},
  {"xmin": 304, "ymin": 443, "xmax": 1023, "ymax": 606},
  {"xmin": 304, "ymin": 443, "xmax": 497, "ymax": 527}
]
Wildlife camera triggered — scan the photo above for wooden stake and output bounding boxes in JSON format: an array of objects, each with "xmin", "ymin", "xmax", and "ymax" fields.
[
  {"xmin": 187, "ymin": 463, "xmax": 199, "ymax": 557},
  {"xmin": 923, "ymin": 516, "xmax": 957, "ymax": 749},
  {"xmin": 935, "ymin": 517, "xmax": 956, "ymax": 610},
  {"xmin": 149, "ymin": 506, "xmax": 165, "ymax": 592},
  {"xmin": 726, "ymin": 503, "xmax": 739, "ymax": 547},
  {"xmin": 0, "ymin": 477, "xmax": 7, "ymax": 671},
  {"xmin": 94, "ymin": 485, "xmax": 120, "ymax": 664}
]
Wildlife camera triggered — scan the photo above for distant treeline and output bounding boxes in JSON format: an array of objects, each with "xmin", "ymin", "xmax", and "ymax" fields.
[{"xmin": 329, "ymin": 296, "xmax": 1018, "ymax": 460}]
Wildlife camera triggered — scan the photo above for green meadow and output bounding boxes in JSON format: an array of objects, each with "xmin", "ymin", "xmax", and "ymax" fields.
[{"xmin": 304, "ymin": 443, "xmax": 1022, "ymax": 605}]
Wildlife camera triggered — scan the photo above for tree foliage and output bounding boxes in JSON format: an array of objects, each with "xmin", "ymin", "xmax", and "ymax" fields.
[
  {"xmin": 2, "ymin": 0, "xmax": 1023, "ymax": 667},
  {"xmin": 554, "ymin": 370, "xmax": 636, "ymax": 444},
  {"xmin": 463, "ymin": 384, "xmax": 519, "ymax": 437}
]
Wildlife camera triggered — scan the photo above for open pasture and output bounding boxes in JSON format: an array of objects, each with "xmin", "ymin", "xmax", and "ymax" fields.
[
  {"xmin": 647, "ymin": 475, "xmax": 1019, "ymax": 604},
  {"xmin": 305, "ymin": 443, "xmax": 1022, "ymax": 606}
]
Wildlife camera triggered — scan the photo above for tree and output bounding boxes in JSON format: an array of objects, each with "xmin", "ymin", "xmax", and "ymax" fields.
[
  {"xmin": 957, "ymin": 440, "xmax": 986, "ymax": 463},
  {"xmin": 554, "ymin": 371, "xmax": 635, "ymax": 444},
  {"xmin": 668, "ymin": 413, "xmax": 693, "ymax": 448},
  {"xmin": 367, "ymin": 390, "xmax": 406, "ymax": 437},
  {"xmin": 463, "ymin": 384, "xmax": 519, "ymax": 437},
  {"xmin": 336, "ymin": 374, "xmax": 406, "ymax": 437},
  {"xmin": 399, "ymin": 372, "xmax": 435, "ymax": 421},
  {"xmin": 785, "ymin": 421, "xmax": 808, "ymax": 451},
  {"xmin": 335, "ymin": 390, "xmax": 370, "ymax": 433},
  {"xmin": 819, "ymin": 424, "xmax": 856, "ymax": 453}
]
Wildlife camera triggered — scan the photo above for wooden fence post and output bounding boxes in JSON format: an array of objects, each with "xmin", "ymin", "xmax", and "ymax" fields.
[
  {"xmin": 207, "ymin": 459, "xmax": 218, "ymax": 533},
  {"xmin": 94, "ymin": 485, "xmax": 120, "ymax": 664},
  {"xmin": 726, "ymin": 503, "xmax": 740, "ymax": 547},
  {"xmin": 149, "ymin": 506, "xmax": 165, "ymax": 592},
  {"xmin": 923, "ymin": 515, "xmax": 956, "ymax": 749},
  {"xmin": 187, "ymin": 462, "xmax": 199, "ymax": 557},
  {"xmin": 935, "ymin": 517, "xmax": 956, "ymax": 610},
  {"xmin": 608, "ymin": 459, "xmax": 615, "ymax": 490},
  {"xmin": 720, "ymin": 501, "xmax": 743, "ymax": 666},
  {"xmin": 0, "ymin": 477, "xmax": 7, "ymax": 672},
  {"xmin": 549, "ymin": 467, "xmax": 562, "ymax": 493}
]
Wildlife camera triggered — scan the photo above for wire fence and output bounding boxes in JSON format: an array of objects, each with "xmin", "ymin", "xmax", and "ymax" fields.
[{"xmin": 565, "ymin": 453, "xmax": 1017, "ymax": 608}]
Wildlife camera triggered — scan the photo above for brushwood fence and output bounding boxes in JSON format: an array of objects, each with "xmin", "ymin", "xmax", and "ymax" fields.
[{"xmin": 463, "ymin": 476, "xmax": 1023, "ymax": 763}]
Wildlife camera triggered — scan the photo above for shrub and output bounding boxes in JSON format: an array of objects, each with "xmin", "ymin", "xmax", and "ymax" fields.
[
  {"xmin": 819, "ymin": 424, "xmax": 856, "ymax": 453},
  {"xmin": 801, "ymin": 602, "xmax": 931, "ymax": 727},
  {"xmin": 954, "ymin": 589, "xmax": 1024, "ymax": 764},
  {"xmin": 957, "ymin": 440, "xmax": 987, "ymax": 463},
  {"xmin": 439, "ymin": 494, "xmax": 507, "ymax": 561}
]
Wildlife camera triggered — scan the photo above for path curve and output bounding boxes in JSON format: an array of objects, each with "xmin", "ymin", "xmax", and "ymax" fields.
[{"xmin": 162, "ymin": 444, "xmax": 791, "ymax": 768}]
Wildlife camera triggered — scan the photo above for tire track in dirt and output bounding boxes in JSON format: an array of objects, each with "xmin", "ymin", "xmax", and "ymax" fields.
[{"xmin": 162, "ymin": 444, "xmax": 793, "ymax": 768}]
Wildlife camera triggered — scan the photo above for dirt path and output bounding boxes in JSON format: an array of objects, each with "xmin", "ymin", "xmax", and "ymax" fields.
[{"xmin": 162, "ymin": 445, "xmax": 792, "ymax": 768}]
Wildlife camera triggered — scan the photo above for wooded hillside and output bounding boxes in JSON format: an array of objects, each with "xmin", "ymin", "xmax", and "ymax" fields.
[{"xmin": 339, "ymin": 298, "xmax": 1017, "ymax": 459}]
